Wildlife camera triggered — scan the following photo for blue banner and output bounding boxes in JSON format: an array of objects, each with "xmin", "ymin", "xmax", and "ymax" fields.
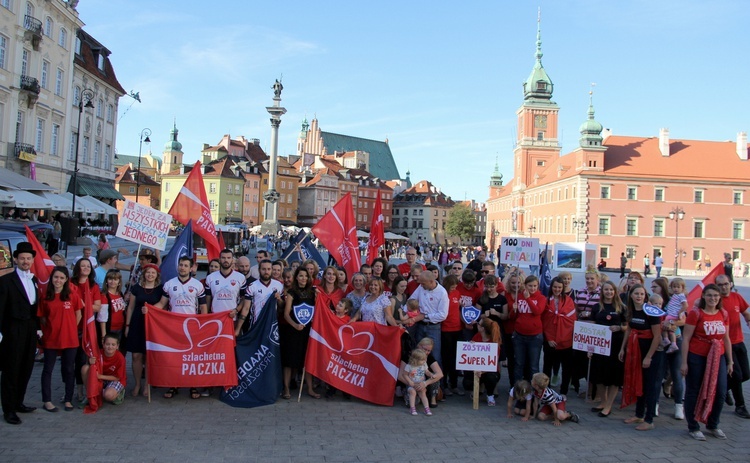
[
  {"xmin": 280, "ymin": 231, "xmax": 327, "ymax": 275},
  {"xmin": 160, "ymin": 220, "xmax": 194, "ymax": 283},
  {"xmin": 539, "ymin": 242, "xmax": 552, "ymax": 297},
  {"xmin": 220, "ymin": 295, "xmax": 282, "ymax": 408}
]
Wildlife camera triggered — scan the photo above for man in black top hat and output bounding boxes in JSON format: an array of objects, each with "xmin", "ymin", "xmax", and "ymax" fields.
[{"xmin": 0, "ymin": 242, "xmax": 40, "ymax": 425}]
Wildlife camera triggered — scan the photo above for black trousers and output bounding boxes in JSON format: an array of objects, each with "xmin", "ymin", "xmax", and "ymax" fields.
[
  {"xmin": 729, "ymin": 342, "xmax": 750, "ymax": 408},
  {"xmin": 0, "ymin": 318, "xmax": 37, "ymax": 413},
  {"xmin": 543, "ymin": 345, "xmax": 574, "ymax": 395}
]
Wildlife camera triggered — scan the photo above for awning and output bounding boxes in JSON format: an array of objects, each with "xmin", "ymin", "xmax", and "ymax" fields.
[
  {"xmin": 68, "ymin": 176, "xmax": 125, "ymax": 201},
  {"xmin": 1, "ymin": 190, "xmax": 53, "ymax": 209},
  {"xmin": 60, "ymin": 192, "xmax": 105, "ymax": 214},
  {"xmin": 0, "ymin": 168, "xmax": 55, "ymax": 191},
  {"xmin": 0, "ymin": 190, "xmax": 14, "ymax": 202},
  {"xmin": 81, "ymin": 196, "xmax": 119, "ymax": 216},
  {"xmin": 38, "ymin": 191, "xmax": 84, "ymax": 212}
]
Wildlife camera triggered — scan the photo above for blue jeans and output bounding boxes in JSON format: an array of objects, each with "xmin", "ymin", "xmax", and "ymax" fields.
[
  {"xmin": 662, "ymin": 336, "xmax": 684, "ymax": 404},
  {"xmin": 512, "ymin": 332, "xmax": 543, "ymax": 383},
  {"xmin": 685, "ymin": 352, "xmax": 727, "ymax": 432},
  {"xmin": 634, "ymin": 341, "xmax": 664, "ymax": 424},
  {"xmin": 414, "ymin": 323, "xmax": 442, "ymax": 369}
]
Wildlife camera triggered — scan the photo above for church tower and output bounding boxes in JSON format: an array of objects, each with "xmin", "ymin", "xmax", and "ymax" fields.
[
  {"xmin": 296, "ymin": 118, "xmax": 309, "ymax": 157},
  {"xmin": 513, "ymin": 14, "xmax": 561, "ymax": 188},
  {"xmin": 161, "ymin": 122, "xmax": 184, "ymax": 175},
  {"xmin": 574, "ymin": 90, "xmax": 606, "ymax": 171}
]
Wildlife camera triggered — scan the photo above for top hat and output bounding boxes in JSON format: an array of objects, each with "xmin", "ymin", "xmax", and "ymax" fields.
[{"xmin": 13, "ymin": 242, "xmax": 36, "ymax": 258}]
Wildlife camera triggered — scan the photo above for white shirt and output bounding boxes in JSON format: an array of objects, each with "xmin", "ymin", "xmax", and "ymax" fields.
[
  {"xmin": 248, "ymin": 265, "xmax": 260, "ymax": 280},
  {"xmin": 16, "ymin": 268, "xmax": 36, "ymax": 305},
  {"xmin": 409, "ymin": 283, "xmax": 449, "ymax": 323},
  {"xmin": 163, "ymin": 277, "xmax": 206, "ymax": 314},
  {"xmin": 242, "ymin": 278, "xmax": 283, "ymax": 322},
  {"xmin": 655, "ymin": 256, "xmax": 664, "ymax": 267},
  {"xmin": 204, "ymin": 270, "xmax": 245, "ymax": 313},
  {"xmin": 74, "ymin": 255, "xmax": 98, "ymax": 269}
]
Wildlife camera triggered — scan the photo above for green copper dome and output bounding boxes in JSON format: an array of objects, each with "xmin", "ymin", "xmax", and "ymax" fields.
[
  {"xmin": 523, "ymin": 19, "xmax": 553, "ymax": 101},
  {"xmin": 579, "ymin": 93, "xmax": 603, "ymax": 147},
  {"xmin": 165, "ymin": 123, "xmax": 183, "ymax": 152}
]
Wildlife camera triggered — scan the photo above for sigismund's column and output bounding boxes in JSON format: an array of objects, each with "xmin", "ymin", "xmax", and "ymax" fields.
[{"xmin": 261, "ymin": 79, "xmax": 287, "ymax": 235}]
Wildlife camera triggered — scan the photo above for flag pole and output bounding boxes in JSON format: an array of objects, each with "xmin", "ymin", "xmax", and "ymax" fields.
[{"xmin": 297, "ymin": 368, "xmax": 306, "ymax": 402}]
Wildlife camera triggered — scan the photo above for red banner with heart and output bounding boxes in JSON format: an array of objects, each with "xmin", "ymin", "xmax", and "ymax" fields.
[
  {"xmin": 145, "ymin": 305, "xmax": 238, "ymax": 388},
  {"xmin": 304, "ymin": 298, "xmax": 402, "ymax": 406}
]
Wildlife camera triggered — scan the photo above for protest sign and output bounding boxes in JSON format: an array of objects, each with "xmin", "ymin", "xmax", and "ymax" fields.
[
  {"xmin": 456, "ymin": 341, "xmax": 499, "ymax": 372},
  {"xmin": 572, "ymin": 321, "xmax": 612, "ymax": 356},
  {"xmin": 116, "ymin": 200, "xmax": 172, "ymax": 250},
  {"xmin": 499, "ymin": 237, "xmax": 539, "ymax": 266}
]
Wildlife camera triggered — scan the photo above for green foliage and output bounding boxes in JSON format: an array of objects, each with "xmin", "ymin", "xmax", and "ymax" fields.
[{"xmin": 445, "ymin": 204, "xmax": 476, "ymax": 243}]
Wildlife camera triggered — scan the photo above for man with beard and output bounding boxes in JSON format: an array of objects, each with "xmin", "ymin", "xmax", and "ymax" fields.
[
  {"xmin": 204, "ymin": 249, "xmax": 244, "ymax": 317},
  {"xmin": 236, "ymin": 259, "xmax": 283, "ymax": 335},
  {"xmin": 236, "ymin": 256, "xmax": 255, "ymax": 285}
]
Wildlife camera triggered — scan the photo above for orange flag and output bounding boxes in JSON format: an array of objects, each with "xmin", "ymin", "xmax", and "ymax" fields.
[
  {"xmin": 312, "ymin": 192, "xmax": 361, "ymax": 279},
  {"xmin": 168, "ymin": 161, "xmax": 221, "ymax": 261},
  {"xmin": 24, "ymin": 225, "xmax": 54, "ymax": 293},
  {"xmin": 366, "ymin": 193, "xmax": 384, "ymax": 264}
]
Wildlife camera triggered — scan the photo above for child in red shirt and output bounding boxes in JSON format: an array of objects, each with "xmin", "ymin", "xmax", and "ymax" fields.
[
  {"xmin": 82, "ymin": 333, "xmax": 127, "ymax": 405},
  {"xmin": 510, "ymin": 275, "xmax": 546, "ymax": 383}
]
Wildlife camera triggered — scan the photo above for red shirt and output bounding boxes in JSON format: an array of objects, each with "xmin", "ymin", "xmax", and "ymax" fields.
[
  {"xmin": 503, "ymin": 293, "xmax": 516, "ymax": 334},
  {"xmin": 405, "ymin": 280, "xmax": 420, "ymax": 297},
  {"xmin": 38, "ymin": 293, "xmax": 83, "ymax": 349},
  {"xmin": 101, "ymin": 350, "xmax": 127, "ymax": 386},
  {"xmin": 541, "ymin": 296, "xmax": 577, "ymax": 349},
  {"xmin": 511, "ymin": 291, "xmax": 546, "ymax": 335},
  {"xmin": 686, "ymin": 309, "xmax": 728, "ymax": 357},
  {"xmin": 70, "ymin": 281, "xmax": 101, "ymax": 330},
  {"xmin": 442, "ymin": 289, "xmax": 462, "ymax": 332},
  {"xmin": 398, "ymin": 262, "xmax": 425, "ymax": 279},
  {"xmin": 456, "ymin": 284, "xmax": 482, "ymax": 309},
  {"xmin": 105, "ymin": 291, "xmax": 127, "ymax": 332},
  {"xmin": 721, "ymin": 292, "xmax": 749, "ymax": 344},
  {"xmin": 316, "ymin": 286, "xmax": 345, "ymax": 311}
]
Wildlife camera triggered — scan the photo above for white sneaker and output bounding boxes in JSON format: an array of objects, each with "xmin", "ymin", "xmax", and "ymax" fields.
[
  {"xmin": 689, "ymin": 430, "xmax": 706, "ymax": 441},
  {"xmin": 654, "ymin": 403, "xmax": 659, "ymax": 417},
  {"xmin": 674, "ymin": 404, "xmax": 684, "ymax": 420},
  {"xmin": 487, "ymin": 396, "xmax": 496, "ymax": 406},
  {"xmin": 707, "ymin": 428, "xmax": 727, "ymax": 440}
]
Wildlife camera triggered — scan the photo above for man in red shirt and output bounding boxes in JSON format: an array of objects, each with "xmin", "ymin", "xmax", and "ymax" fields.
[
  {"xmin": 716, "ymin": 274, "xmax": 750, "ymax": 418},
  {"xmin": 398, "ymin": 247, "xmax": 425, "ymax": 278}
]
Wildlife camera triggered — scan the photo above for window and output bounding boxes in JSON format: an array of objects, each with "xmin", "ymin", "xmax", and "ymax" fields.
[
  {"xmin": 96, "ymin": 99, "xmax": 103, "ymax": 118},
  {"xmin": 97, "ymin": 54, "xmax": 105, "ymax": 71},
  {"xmin": 287, "ymin": 195, "xmax": 292, "ymax": 204},
  {"xmin": 732, "ymin": 250, "xmax": 741, "ymax": 261},
  {"xmin": 106, "ymin": 104, "xmax": 113, "ymax": 123},
  {"xmin": 93, "ymin": 141, "xmax": 100, "ymax": 167},
  {"xmin": 598, "ymin": 217, "xmax": 610, "ymax": 235},
  {"xmin": 145, "ymin": 188, "xmax": 151, "ymax": 195},
  {"xmin": 626, "ymin": 247, "xmax": 637, "ymax": 259},
  {"xmin": 537, "ymin": 131, "xmax": 544, "ymax": 141},
  {"xmin": 35, "ymin": 118, "xmax": 44, "ymax": 151},
  {"xmin": 627, "ymin": 186, "xmax": 637, "ymax": 200},
  {"xmin": 40, "ymin": 61, "xmax": 49, "ymax": 89},
  {"xmin": 209, "ymin": 200, "xmax": 216, "ymax": 210},
  {"xmin": 653, "ymin": 219, "xmax": 664, "ymax": 237},
  {"xmin": 0, "ymin": 1, "xmax": 9, "ymax": 11},
  {"xmin": 164, "ymin": 199, "xmax": 170, "ymax": 210},
  {"xmin": 235, "ymin": 185, "xmax": 240, "ymax": 195},
  {"xmin": 226, "ymin": 184, "xmax": 232, "ymax": 194},
  {"xmin": 75, "ymin": 36, "xmax": 81, "ymax": 55},
  {"xmin": 129, "ymin": 186, "xmax": 135, "ymax": 194},
  {"xmin": 68, "ymin": 132, "xmax": 77, "ymax": 161},
  {"xmin": 104, "ymin": 144, "xmax": 111, "ymax": 170},
  {"xmin": 733, "ymin": 191, "xmax": 743, "ymax": 205},
  {"xmin": 418, "ymin": 209, "xmax": 423, "ymax": 216},
  {"xmin": 281, "ymin": 181, "xmax": 286, "ymax": 189},
  {"xmin": 253, "ymin": 181, "xmax": 258, "ymax": 188},
  {"xmin": 600, "ymin": 185, "xmax": 610, "ymax": 199},
  {"xmin": 692, "ymin": 249, "xmax": 702, "ymax": 261},
  {"xmin": 55, "ymin": 69, "xmax": 63, "ymax": 96},
  {"xmin": 279, "ymin": 194, "xmax": 285, "ymax": 203},
  {"xmin": 50, "ymin": 124, "xmax": 59, "ymax": 156},
  {"xmin": 654, "ymin": 187, "xmax": 664, "ymax": 201},
  {"xmin": 225, "ymin": 201, "xmax": 231, "ymax": 212},
  {"xmin": 21, "ymin": 49, "xmax": 28, "ymax": 76},
  {"xmin": 44, "ymin": 17, "xmax": 52, "ymax": 37},
  {"xmin": 73, "ymin": 86, "xmax": 80, "ymax": 106},
  {"xmin": 694, "ymin": 189, "xmax": 704, "ymax": 203},
  {"xmin": 58, "ymin": 28, "xmax": 67, "ymax": 48},
  {"xmin": 626, "ymin": 218, "xmax": 637, "ymax": 236},
  {"xmin": 81, "ymin": 137, "xmax": 89, "ymax": 163},
  {"xmin": 209, "ymin": 183, "xmax": 216, "ymax": 193},
  {"xmin": 234, "ymin": 201, "xmax": 240, "ymax": 212},
  {"xmin": 600, "ymin": 247, "xmax": 609, "ymax": 259},
  {"xmin": 693, "ymin": 220, "xmax": 705, "ymax": 238},
  {"xmin": 733, "ymin": 221, "xmax": 744, "ymax": 240},
  {"xmin": 0, "ymin": 35, "xmax": 6, "ymax": 69},
  {"xmin": 165, "ymin": 183, "xmax": 170, "ymax": 193}
]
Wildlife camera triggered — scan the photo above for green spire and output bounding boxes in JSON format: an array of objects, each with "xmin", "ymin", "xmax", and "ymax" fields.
[
  {"xmin": 164, "ymin": 121, "xmax": 183, "ymax": 152},
  {"xmin": 579, "ymin": 87, "xmax": 604, "ymax": 147},
  {"xmin": 490, "ymin": 156, "xmax": 503, "ymax": 187},
  {"xmin": 523, "ymin": 9, "xmax": 554, "ymax": 101}
]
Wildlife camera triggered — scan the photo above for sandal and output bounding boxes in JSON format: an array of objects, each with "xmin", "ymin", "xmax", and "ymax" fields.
[
  {"xmin": 190, "ymin": 388, "xmax": 201, "ymax": 399},
  {"xmin": 282, "ymin": 390, "xmax": 291, "ymax": 400},
  {"xmin": 306, "ymin": 391, "xmax": 321, "ymax": 399},
  {"xmin": 163, "ymin": 388, "xmax": 178, "ymax": 399}
]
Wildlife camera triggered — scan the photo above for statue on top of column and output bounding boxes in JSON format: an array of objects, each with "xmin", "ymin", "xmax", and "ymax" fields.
[{"xmin": 272, "ymin": 79, "xmax": 283, "ymax": 98}]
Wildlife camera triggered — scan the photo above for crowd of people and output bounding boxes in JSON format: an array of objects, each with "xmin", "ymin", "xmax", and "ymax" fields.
[{"xmin": 1, "ymin": 241, "xmax": 748, "ymax": 441}]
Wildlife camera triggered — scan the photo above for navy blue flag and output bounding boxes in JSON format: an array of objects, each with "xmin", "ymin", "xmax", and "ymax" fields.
[
  {"xmin": 221, "ymin": 294, "xmax": 282, "ymax": 408},
  {"xmin": 160, "ymin": 220, "xmax": 193, "ymax": 283},
  {"xmin": 280, "ymin": 231, "xmax": 327, "ymax": 275},
  {"xmin": 539, "ymin": 242, "xmax": 553, "ymax": 297}
]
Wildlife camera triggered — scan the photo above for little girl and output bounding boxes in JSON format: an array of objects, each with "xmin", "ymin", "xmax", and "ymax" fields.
[
  {"xmin": 335, "ymin": 298, "xmax": 353, "ymax": 323},
  {"xmin": 662, "ymin": 278, "xmax": 687, "ymax": 354},
  {"xmin": 400, "ymin": 299, "xmax": 421, "ymax": 326},
  {"xmin": 531, "ymin": 373, "xmax": 579, "ymax": 425},
  {"xmin": 98, "ymin": 270, "xmax": 126, "ymax": 346},
  {"xmin": 507, "ymin": 379, "xmax": 534, "ymax": 420},
  {"xmin": 405, "ymin": 349, "xmax": 433, "ymax": 416}
]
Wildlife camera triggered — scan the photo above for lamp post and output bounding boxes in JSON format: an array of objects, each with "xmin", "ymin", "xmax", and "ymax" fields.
[
  {"xmin": 527, "ymin": 225, "xmax": 536, "ymax": 238},
  {"xmin": 134, "ymin": 128, "xmax": 151, "ymax": 205},
  {"xmin": 69, "ymin": 88, "xmax": 94, "ymax": 256},
  {"xmin": 669, "ymin": 207, "xmax": 685, "ymax": 275},
  {"xmin": 572, "ymin": 218, "xmax": 587, "ymax": 242}
]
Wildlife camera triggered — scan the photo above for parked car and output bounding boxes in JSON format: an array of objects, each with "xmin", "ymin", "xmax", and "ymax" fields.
[{"xmin": 0, "ymin": 230, "xmax": 31, "ymax": 275}]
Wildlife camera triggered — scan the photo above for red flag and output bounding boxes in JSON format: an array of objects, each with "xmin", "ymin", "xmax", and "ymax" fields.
[
  {"xmin": 686, "ymin": 264, "xmax": 724, "ymax": 308},
  {"xmin": 304, "ymin": 297, "xmax": 402, "ymax": 406},
  {"xmin": 366, "ymin": 193, "xmax": 385, "ymax": 265},
  {"xmin": 217, "ymin": 231, "xmax": 226, "ymax": 252},
  {"xmin": 145, "ymin": 305, "xmax": 238, "ymax": 388},
  {"xmin": 311, "ymin": 193, "xmax": 361, "ymax": 279},
  {"xmin": 81, "ymin": 285, "xmax": 102, "ymax": 413},
  {"xmin": 24, "ymin": 225, "xmax": 54, "ymax": 294},
  {"xmin": 168, "ymin": 161, "xmax": 221, "ymax": 261}
]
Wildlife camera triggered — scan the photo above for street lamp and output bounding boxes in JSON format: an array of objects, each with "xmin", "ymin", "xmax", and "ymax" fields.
[
  {"xmin": 70, "ymin": 88, "xmax": 94, "ymax": 245},
  {"xmin": 668, "ymin": 207, "xmax": 685, "ymax": 275},
  {"xmin": 134, "ymin": 128, "xmax": 151, "ymax": 205},
  {"xmin": 572, "ymin": 218, "xmax": 587, "ymax": 242},
  {"xmin": 528, "ymin": 225, "xmax": 536, "ymax": 238}
]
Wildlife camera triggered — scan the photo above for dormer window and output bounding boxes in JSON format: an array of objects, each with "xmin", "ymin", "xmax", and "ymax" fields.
[
  {"xmin": 97, "ymin": 54, "xmax": 105, "ymax": 71},
  {"xmin": 536, "ymin": 81, "xmax": 547, "ymax": 91}
]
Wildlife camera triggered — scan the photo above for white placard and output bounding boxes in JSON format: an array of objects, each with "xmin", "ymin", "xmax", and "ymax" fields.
[
  {"xmin": 572, "ymin": 321, "xmax": 612, "ymax": 356},
  {"xmin": 116, "ymin": 200, "xmax": 172, "ymax": 250},
  {"xmin": 456, "ymin": 341, "xmax": 499, "ymax": 372},
  {"xmin": 499, "ymin": 237, "xmax": 539, "ymax": 266}
]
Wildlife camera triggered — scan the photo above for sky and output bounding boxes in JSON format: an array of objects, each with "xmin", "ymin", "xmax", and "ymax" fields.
[{"xmin": 78, "ymin": 0, "xmax": 749, "ymax": 204}]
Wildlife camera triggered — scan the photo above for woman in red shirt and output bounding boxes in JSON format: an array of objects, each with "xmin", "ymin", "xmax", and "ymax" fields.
[
  {"xmin": 499, "ymin": 268, "xmax": 525, "ymax": 388},
  {"xmin": 542, "ymin": 277, "xmax": 576, "ymax": 395},
  {"xmin": 511, "ymin": 275, "xmax": 546, "ymax": 384},
  {"xmin": 70, "ymin": 258, "xmax": 102, "ymax": 401},
  {"xmin": 681, "ymin": 284, "xmax": 733, "ymax": 441},
  {"xmin": 316, "ymin": 266, "xmax": 345, "ymax": 311},
  {"xmin": 38, "ymin": 266, "xmax": 83, "ymax": 412}
]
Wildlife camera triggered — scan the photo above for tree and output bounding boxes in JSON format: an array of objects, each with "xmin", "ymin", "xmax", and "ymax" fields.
[{"xmin": 445, "ymin": 204, "xmax": 476, "ymax": 244}]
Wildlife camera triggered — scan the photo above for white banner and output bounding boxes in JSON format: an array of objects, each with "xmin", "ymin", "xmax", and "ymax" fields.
[
  {"xmin": 455, "ymin": 342, "xmax": 499, "ymax": 372},
  {"xmin": 116, "ymin": 200, "xmax": 172, "ymax": 250},
  {"xmin": 572, "ymin": 321, "xmax": 612, "ymax": 356},
  {"xmin": 499, "ymin": 237, "xmax": 539, "ymax": 266}
]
